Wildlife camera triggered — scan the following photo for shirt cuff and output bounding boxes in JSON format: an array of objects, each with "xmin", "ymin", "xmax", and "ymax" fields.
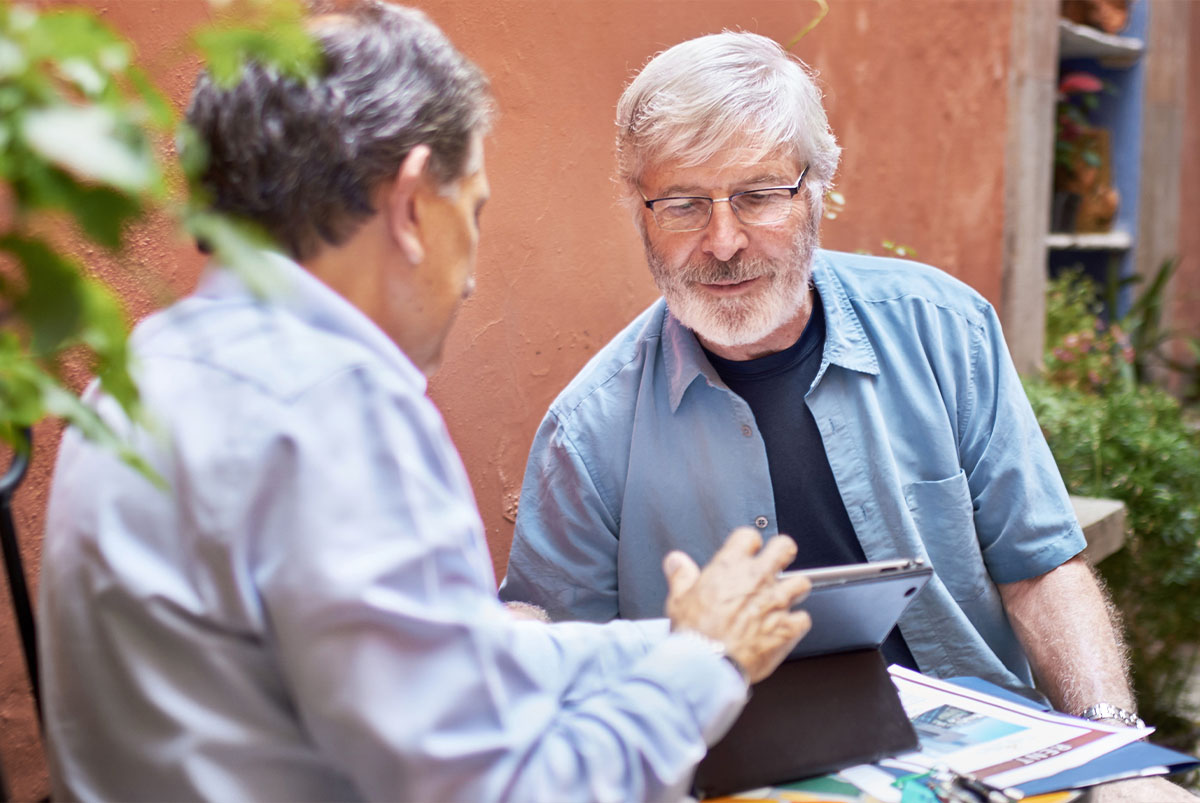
[{"xmin": 634, "ymin": 633, "xmax": 750, "ymax": 746}]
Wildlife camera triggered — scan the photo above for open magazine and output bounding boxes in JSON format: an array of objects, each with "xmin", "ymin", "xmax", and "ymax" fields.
[{"xmin": 838, "ymin": 666, "xmax": 1152, "ymax": 800}]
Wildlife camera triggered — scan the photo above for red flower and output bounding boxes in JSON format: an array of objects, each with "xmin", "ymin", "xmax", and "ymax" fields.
[{"xmin": 1059, "ymin": 72, "xmax": 1103, "ymax": 95}]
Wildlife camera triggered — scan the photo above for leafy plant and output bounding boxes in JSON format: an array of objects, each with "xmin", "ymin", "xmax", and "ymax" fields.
[
  {"xmin": 1103, "ymin": 257, "xmax": 1200, "ymax": 400},
  {"xmin": 1041, "ymin": 269, "xmax": 1134, "ymax": 393},
  {"xmin": 1054, "ymin": 71, "xmax": 1108, "ymax": 176},
  {"xmin": 1025, "ymin": 270, "xmax": 1200, "ymax": 756},
  {"xmin": 0, "ymin": 1, "xmax": 317, "ymax": 473}
]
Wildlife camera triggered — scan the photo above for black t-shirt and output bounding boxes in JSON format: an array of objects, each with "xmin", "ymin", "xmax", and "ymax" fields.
[{"xmin": 704, "ymin": 292, "xmax": 918, "ymax": 670}]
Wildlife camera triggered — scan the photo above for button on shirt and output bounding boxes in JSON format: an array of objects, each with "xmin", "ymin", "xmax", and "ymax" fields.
[
  {"xmin": 703, "ymin": 292, "xmax": 918, "ymax": 671},
  {"xmin": 39, "ymin": 254, "xmax": 748, "ymax": 802},
  {"xmin": 500, "ymin": 250, "xmax": 1086, "ymax": 696}
]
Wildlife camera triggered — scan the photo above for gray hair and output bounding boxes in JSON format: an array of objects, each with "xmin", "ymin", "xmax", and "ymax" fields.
[
  {"xmin": 186, "ymin": 2, "xmax": 492, "ymax": 261},
  {"xmin": 616, "ymin": 31, "xmax": 840, "ymax": 200}
]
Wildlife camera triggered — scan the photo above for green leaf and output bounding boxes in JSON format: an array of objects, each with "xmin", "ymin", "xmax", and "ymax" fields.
[
  {"xmin": 0, "ymin": 85, "xmax": 25, "ymax": 115},
  {"xmin": 21, "ymin": 9, "xmax": 129, "ymax": 67},
  {"xmin": 126, "ymin": 66, "xmax": 176, "ymax": 131},
  {"xmin": 0, "ymin": 34, "xmax": 26, "ymax": 78},
  {"xmin": 21, "ymin": 104, "xmax": 159, "ymax": 194},
  {"xmin": 37, "ymin": 377, "xmax": 163, "ymax": 490},
  {"xmin": 0, "ymin": 334, "xmax": 49, "ymax": 428},
  {"xmin": 62, "ymin": 183, "xmax": 143, "ymax": 251},
  {"xmin": 175, "ymin": 122, "xmax": 210, "ymax": 185},
  {"xmin": 0, "ymin": 234, "xmax": 88, "ymax": 356},
  {"xmin": 193, "ymin": 1, "xmax": 321, "ymax": 88},
  {"xmin": 11, "ymin": 160, "xmax": 143, "ymax": 250},
  {"xmin": 57, "ymin": 56, "xmax": 107, "ymax": 97},
  {"xmin": 78, "ymin": 281, "xmax": 139, "ymax": 413},
  {"xmin": 184, "ymin": 208, "xmax": 284, "ymax": 297}
]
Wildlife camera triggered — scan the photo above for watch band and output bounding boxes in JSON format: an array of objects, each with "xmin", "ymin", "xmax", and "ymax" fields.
[{"xmin": 1080, "ymin": 702, "xmax": 1146, "ymax": 729}]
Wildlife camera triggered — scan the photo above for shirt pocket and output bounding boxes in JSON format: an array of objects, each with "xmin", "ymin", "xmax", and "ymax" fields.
[{"xmin": 903, "ymin": 470, "xmax": 987, "ymax": 603}]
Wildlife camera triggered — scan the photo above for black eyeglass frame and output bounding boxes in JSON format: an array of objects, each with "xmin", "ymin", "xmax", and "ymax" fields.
[{"xmin": 640, "ymin": 164, "xmax": 811, "ymax": 232}]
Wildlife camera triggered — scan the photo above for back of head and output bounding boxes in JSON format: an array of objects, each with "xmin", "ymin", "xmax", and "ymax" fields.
[
  {"xmin": 186, "ymin": 1, "xmax": 491, "ymax": 261},
  {"xmin": 616, "ymin": 31, "xmax": 839, "ymax": 197}
]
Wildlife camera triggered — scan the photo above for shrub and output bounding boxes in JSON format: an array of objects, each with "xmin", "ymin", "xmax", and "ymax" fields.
[{"xmin": 1024, "ymin": 270, "xmax": 1200, "ymax": 753}]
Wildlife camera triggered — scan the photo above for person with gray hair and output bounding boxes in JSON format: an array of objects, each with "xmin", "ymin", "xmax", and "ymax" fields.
[
  {"xmin": 39, "ymin": 9, "xmax": 815, "ymax": 801},
  {"xmin": 502, "ymin": 33, "xmax": 1176, "ymax": 797}
]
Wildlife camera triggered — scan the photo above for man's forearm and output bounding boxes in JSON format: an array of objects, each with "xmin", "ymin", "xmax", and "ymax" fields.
[{"xmin": 997, "ymin": 556, "xmax": 1133, "ymax": 715}]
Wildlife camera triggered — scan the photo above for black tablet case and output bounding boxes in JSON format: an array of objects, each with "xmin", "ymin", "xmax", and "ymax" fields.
[{"xmin": 692, "ymin": 565, "xmax": 933, "ymax": 799}]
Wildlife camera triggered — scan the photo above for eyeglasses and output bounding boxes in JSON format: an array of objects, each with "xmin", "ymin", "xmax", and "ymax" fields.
[{"xmin": 641, "ymin": 165, "xmax": 810, "ymax": 232}]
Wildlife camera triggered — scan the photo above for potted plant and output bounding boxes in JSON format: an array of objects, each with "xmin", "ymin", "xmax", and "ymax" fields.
[
  {"xmin": 1052, "ymin": 71, "xmax": 1119, "ymax": 234},
  {"xmin": 1061, "ymin": 0, "xmax": 1131, "ymax": 35}
]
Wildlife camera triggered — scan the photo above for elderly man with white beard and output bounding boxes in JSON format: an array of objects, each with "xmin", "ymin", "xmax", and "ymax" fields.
[{"xmin": 500, "ymin": 30, "xmax": 1194, "ymax": 802}]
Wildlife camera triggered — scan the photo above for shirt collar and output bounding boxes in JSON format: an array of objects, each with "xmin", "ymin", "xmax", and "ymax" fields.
[
  {"xmin": 810, "ymin": 251, "xmax": 880, "ymax": 378},
  {"xmin": 662, "ymin": 250, "xmax": 879, "ymax": 413},
  {"xmin": 193, "ymin": 251, "xmax": 428, "ymax": 394}
]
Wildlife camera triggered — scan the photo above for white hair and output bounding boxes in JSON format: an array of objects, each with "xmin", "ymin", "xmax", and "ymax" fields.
[{"xmin": 616, "ymin": 31, "xmax": 840, "ymax": 202}]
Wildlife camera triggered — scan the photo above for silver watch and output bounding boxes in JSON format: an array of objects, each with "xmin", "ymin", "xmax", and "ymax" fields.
[{"xmin": 1080, "ymin": 702, "xmax": 1146, "ymax": 729}]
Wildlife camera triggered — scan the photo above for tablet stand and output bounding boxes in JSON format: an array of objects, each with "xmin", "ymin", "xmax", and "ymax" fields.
[{"xmin": 692, "ymin": 648, "xmax": 918, "ymax": 798}]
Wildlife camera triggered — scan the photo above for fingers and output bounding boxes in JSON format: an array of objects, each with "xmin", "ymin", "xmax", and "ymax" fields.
[
  {"xmin": 755, "ymin": 534, "xmax": 798, "ymax": 573},
  {"xmin": 662, "ymin": 550, "xmax": 700, "ymax": 596},
  {"xmin": 710, "ymin": 526, "xmax": 763, "ymax": 564},
  {"xmin": 711, "ymin": 528, "xmax": 797, "ymax": 581},
  {"xmin": 787, "ymin": 609, "xmax": 812, "ymax": 640},
  {"xmin": 776, "ymin": 572, "xmax": 812, "ymax": 609},
  {"xmin": 738, "ymin": 609, "xmax": 813, "ymax": 683}
]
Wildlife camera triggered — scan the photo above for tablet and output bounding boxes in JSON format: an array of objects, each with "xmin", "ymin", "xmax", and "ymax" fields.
[
  {"xmin": 783, "ymin": 557, "xmax": 933, "ymax": 658},
  {"xmin": 781, "ymin": 556, "xmax": 924, "ymax": 587}
]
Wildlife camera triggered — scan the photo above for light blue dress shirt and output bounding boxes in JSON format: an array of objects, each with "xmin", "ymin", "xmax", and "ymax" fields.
[
  {"xmin": 501, "ymin": 250, "xmax": 1087, "ymax": 696},
  {"xmin": 39, "ymin": 254, "xmax": 747, "ymax": 802}
]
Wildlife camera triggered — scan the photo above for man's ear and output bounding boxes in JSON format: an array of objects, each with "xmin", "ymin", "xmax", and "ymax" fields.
[{"xmin": 385, "ymin": 144, "xmax": 433, "ymax": 265}]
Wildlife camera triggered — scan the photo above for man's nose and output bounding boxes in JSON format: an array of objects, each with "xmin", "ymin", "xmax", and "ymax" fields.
[{"xmin": 701, "ymin": 200, "xmax": 749, "ymax": 262}]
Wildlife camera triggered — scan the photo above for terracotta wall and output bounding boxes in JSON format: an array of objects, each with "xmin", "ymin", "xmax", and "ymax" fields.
[
  {"xmin": 1172, "ymin": 7, "xmax": 1200, "ymax": 356},
  {"xmin": 2, "ymin": 1, "xmax": 1015, "ymax": 797},
  {"xmin": 432, "ymin": 0, "xmax": 1014, "ymax": 575}
]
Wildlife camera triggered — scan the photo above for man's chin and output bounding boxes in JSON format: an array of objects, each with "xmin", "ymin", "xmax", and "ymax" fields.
[{"xmin": 670, "ymin": 300, "xmax": 768, "ymax": 348}]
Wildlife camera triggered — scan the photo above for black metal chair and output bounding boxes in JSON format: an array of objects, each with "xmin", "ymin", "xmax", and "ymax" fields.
[
  {"xmin": 1, "ymin": 430, "xmax": 53, "ymax": 802},
  {"xmin": 0, "ymin": 428, "xmax": 40, "ymax": 722}
]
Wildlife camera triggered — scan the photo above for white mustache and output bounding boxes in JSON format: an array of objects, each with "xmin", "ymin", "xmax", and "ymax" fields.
[{"xmin": 680, "ymin": 255, "xmax": 770, "ymax": 286}]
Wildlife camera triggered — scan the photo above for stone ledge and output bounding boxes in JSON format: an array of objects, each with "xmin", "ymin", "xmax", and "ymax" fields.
[{"xmin": 1071, "ymin": 495, "xmax": 1127, "ymax": 564}]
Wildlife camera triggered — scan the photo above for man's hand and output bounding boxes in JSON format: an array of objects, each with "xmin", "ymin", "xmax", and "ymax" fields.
[{"xmin": 664, "ymin": 527, "xmax": 812, "ymax": 684}]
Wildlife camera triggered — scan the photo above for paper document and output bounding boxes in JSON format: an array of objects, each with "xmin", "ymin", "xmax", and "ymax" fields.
[{"xmin": 845, "ymin": 666, "xmax": 1152, "ymax": 797}]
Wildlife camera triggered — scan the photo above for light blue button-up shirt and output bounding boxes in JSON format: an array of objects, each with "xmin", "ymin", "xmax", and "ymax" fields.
[
  {"xmin": 39, "ymin": 254, "xmax": 747, "ymax": 802},
  {"xmin": 501, "ymin": 250, "xmax": 1086, "ymax": 696}
]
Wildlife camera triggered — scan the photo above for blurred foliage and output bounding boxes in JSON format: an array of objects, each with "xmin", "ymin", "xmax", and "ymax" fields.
[
  {"xmin": 1025, "ymin": 267, "xmax": 1200, "ymax": 756},
  {"xmin": 822, "ymin": 187, "xmax": 845, "ymax": 221},
  {"xmin": 880, "ymin": 240, "xmax": 916, "ymax": 259},
  {"xmin": 0, "ymin": 0, "xmax": 316, "ymax": 476},
  {"xmin": 784, "ymin": 0, "xmax": 828, "ymax": 50},
  {"xmin": 1104, "ymin": 257, "xmax": 1200, "ymax": 403},
  {"xmin": 1054, "ymin": 71, "xmax": 1109, "ymax": 175}
]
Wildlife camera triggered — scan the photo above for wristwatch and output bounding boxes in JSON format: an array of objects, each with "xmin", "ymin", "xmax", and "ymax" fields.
[
  {"xmin": 676, "ymin": 630, "xmax": 751, "ymax": 687},
  {"xmin": 1080, "ymin": 702, "xmax": 1146, "ymax": 729}
]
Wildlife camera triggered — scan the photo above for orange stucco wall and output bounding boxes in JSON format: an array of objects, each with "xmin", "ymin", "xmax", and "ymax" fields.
[
  {"xmin": 1172, "ymin": 8, "xmax": 1200, "ymax": 361},
  {"xmin": 1, "ymin": 2, "xmax": 1015, "ymax": 797}
]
